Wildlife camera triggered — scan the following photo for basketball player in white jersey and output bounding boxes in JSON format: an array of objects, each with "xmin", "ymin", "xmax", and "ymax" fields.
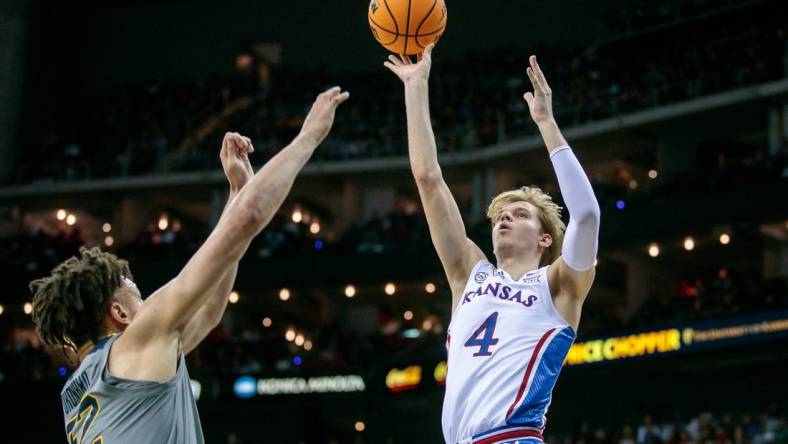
[{"xmin": 385, "ymin": 45, "xmax": 600, "ymax": 444}]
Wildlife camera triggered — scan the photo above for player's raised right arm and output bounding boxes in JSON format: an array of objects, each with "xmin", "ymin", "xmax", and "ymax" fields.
[
  {"xmin": 114, "ymin": 87, "xmax": 349, "ymax": 380},
  {"xmin": 164, "ymin": 87, "xmax": 349, "ymax": 323},
  {"xmin": 385, "ymin": 45, "xmax": 484, "ymax": 309}
]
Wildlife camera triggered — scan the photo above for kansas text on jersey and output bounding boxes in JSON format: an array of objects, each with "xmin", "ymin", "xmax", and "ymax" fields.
[{"xmin": 442, "ymin": 260, "xmax": 576, "ymax": 444}]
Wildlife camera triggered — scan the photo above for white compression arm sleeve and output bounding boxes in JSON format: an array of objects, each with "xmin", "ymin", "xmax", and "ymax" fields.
[{"xmin": 549, "ymin": 145, "xmax": 601, "ymax": 271}]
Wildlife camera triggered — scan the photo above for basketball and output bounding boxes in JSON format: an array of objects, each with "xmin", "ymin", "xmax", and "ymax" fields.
[{"xmin": 368, "ymin": 0, "xmax": 447, "ymax": 55}]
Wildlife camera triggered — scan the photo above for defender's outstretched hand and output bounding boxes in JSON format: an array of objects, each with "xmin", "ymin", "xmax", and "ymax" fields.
[
  {"xmin": 523, "ymin": 55, "xmax": 555, "ymax": 125},
  {"xmin": 220, "ymin": 132, "xmax": 254, "ymax": 191},
  {"xmin": 299, "ymin": 87, "xmax": 350, "ymax": 145},
  {"xmin": 384, "ymin": 43, "xmax": 434, "ymax": 84}
]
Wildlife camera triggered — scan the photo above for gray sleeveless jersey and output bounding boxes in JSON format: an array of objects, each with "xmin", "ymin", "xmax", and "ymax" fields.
[{"xmin": 61, "ymin": 334, "xmax": 204, "ymax": 444}]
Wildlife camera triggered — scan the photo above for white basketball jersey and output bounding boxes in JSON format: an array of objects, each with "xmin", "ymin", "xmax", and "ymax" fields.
[{"xmin": 442, "ymin": 259, "xmax": 576, "ymax": 444}]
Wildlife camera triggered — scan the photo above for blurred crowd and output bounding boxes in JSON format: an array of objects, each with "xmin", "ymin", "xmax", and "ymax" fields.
[
  {"xmin": 1, "ymin": 213, "xmax": 785, "ymax": 382},
  {"xmin": 645, "ymin": 268, "xmax": 785, "ymax": 324},
  {"xmin": 551, "ymin": 408, "xmax": 788, "ymax": 444},
  {"xmin": 13, "ymin": 5, "xmax": 786, "ymax": 184},
  {"xmin": 215, "ymin": 406, "xmax": 788, "ymax": 444},
  {"xmin": 598, "ymin": 0, "xmax": 761, "ymax": 37},
  {"xmin": 2, "ymin": 135, "xmax": 788, "ymax": 380},
  {"xmin": 3, "ymin": 0, "xmax": 788, "ymax": 382},
  {"xmin": 3, "ymin": 2, "xmax": 787, "ymax": 442}
]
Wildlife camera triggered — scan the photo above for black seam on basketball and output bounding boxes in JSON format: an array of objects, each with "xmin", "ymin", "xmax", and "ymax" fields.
[
  {"xmin": 369, "ymin": 16, "xmax": 398, "ymax": 35},
  {"xmin": 419, "ymin": 13, "xmax": 447, "ymax": 37},
  {"xmin": 416, "ymin": 26, "xmax": 444, "ymax": 36},
  {"xmin": 415, "ymin": 21, "xmax": 445, "ymax": 47},
  {"xmin": 369, "ymin": 18, "xmax": 398, "ymax": 45},
  {"xmin": 382, "ymin": 0, "xmax": 399, "ymax": 35},
  {"xmin": 404, "ymin": 0, "xmax": 412, "ymax": 55},
  {"xmin": 368, "ymin": 18, "xmax": 446, "ymax": 38},
  {"xmin": 414, "ymin": 0, "xmax": 438, "ymax": 46},
  {"xmin": 415, "ymin": 20, "xmax": 445, "ymax": 48},
  {"xmin": 370, "ymin": 27, "xmax": 398, "ymax": 45}
]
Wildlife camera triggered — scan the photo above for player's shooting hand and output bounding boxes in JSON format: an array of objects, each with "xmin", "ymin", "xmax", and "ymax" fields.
[
  {"xmin": 220, "ymin": 132, "xmax": 254, "ymax": 192},
  {"xmin": 298, "ymin": 87, "xmax": 350, "ymax": 146},
  {"xmin": 523, "ymin": 55, "xmax": 555, "ymax": 125},
  {"xmin": 384, "ymin": 43, "xmax": 434, "ymax": 84}
]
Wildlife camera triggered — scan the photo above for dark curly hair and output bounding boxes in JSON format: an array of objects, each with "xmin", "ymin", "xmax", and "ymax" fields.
[{"xmin": 30, "ymin": 246, "xmax": 132, "ymax": 355}]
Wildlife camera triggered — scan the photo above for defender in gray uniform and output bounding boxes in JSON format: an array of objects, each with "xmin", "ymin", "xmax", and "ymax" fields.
[{"xmin": 30, "ymin": 87, "xmax": 350, "ymax": 444}]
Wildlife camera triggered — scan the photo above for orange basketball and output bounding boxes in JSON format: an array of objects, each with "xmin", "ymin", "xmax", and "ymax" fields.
[{"xmin": 368, "ymin": 0, "xmax": 447, "ymax": 56}]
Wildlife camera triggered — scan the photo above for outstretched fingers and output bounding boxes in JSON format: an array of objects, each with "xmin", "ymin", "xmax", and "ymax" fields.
[
  {"xmin": 242, "ymin": 136, "xmax": 254, "ymax": 154},
  {"xmin": 322, "ymin": 86, "xmax": 342, "ymax": 99},
  {"xmin": 526, "ymin": 65, "xmax": 539, "ymax": 90},
  {"xmin": 334, "ymin": 90, "xmax": 350, "ymax": 106},
  {"xmin": 231, "ymin": 133, "xmax": 248, "ymax": 155},
  {"xmin": 317, "ymin": 86, "xmax": 349, "ymax": 107},
  {"xmin": 523, "ymin": 91, "xmax": 534, "ymax": 107},
  {"xmin": 529, "ymin": 55, "xmax": 551, "ymax": 93}
]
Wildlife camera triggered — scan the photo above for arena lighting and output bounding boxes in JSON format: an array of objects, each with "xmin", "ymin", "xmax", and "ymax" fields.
[
  {"xmin": 58, "ymin": 367, "xmax": 68, "ymax": 377},
  {"xmin": 309, "ymin": 222, "xmax": 320, "ymax": 234},
  {"xmin": 304, "ymin": 340, "xmax": 313, "ymax": 351},
  {"xmin": 565, "ymin": 329, "xmax": 681, "ymax": 366},
  {"xmin": 403, "ymin": 310, "xmax": 414, "ymax": 320},
  {"xmin": 565, "ymin": 313, "xmax": 788, "ymax": 366},
  {"xmin": 628, "ymin": 179, "xmax": 638, "ymax": 190},
  {"xmin": 683, "ymin": 236, "xmax": 695, "ymax": 251},
  {"xmin": 719, "ymin": 233, "xmax": 731, "ymax": 245},
  {"xmin": 104, "ymin": 236, "xmax": 114, "ymax": 247},
  {"xmin": 23, "ymin": 302, "xmax": 33, "ymax": 315},
  {"xmin": 285, "ymin": 329, "xmax": 296, "ymax": 342},
  {"xmin": 262, "ymin": 317, "xmax": 272, "ymax": 327},
  {"xmin": 66, "ymin": 214, "xmax": 77, "ymax": 226},
  {"xmin": 422, "ymin": 319, "xmax": 433, "ymax": 330},
  {"xmin": 295, "ymin": 334, "xmax": 305, "ymax": 346},
  {"xmin": 228, "ymin": 291, "xmax": 239, "ymax": 303},
  {"xmin": 355, "ymin": 421, "xmax": 366, "ymax": 432},
  {"xmin": 648, "ymin": 169, "xmax": 658, "ymax": 179},
  {"xmin": 425, "ymin": 283, "xmax": 436, "ymax": 293},
  {"xmin": 102, "ymin": 223, "xmax": 111, "ymax": 233},
  {"xmin": 615, "ymin": 200, "xmax": 625, "ymax": 210},
  {"xmin": 386, "ymin": 366, "xmax": 422, "ymax": 393},
  {"xmin": 384, "ymin": 283, "xmax": 396, "ymax": 295},
  {"xmin": 233, "ymin": 376, "xmax": 257, "ymax": 399},
  {"xmin": 403, "ymin": 329, "xmax": 420, "ymax": 338},
  {"xmin": 158, "ymin": 215, "xmax": 169, "ymax": 231},
  {"xmin": 172, "ymin": 220, "xmax": 182, "ymax": 232},
  {"xmin": 235, "ymin": 52, "xmax": 253, "ymax": 70},
  {"xmin": 257, "ymin": 375, "xmax": 366, "ymax": 395},
  {"xmin": 433, "ymin": 361, "xmax": 447, "ymax": 385},
  {"xmin": 56, "ymin": 209, "xmax": 67, "ymax": 220},
  {"xmin": 279, "ymin": 288, "xmax": 291, "ymax": 301},
  {"xmin": 293, "ymin": 356, "xmax": 302, "ymax": 366},
  {"xmin": 344, "ymin": 285, "xmax": 356, "ymax": 298},
  {"xmin": 648, "ymin": 243, "xmax": 660, "ymax": 257},
  {"xmin": 292, "ymin": 210, "xmax": 303, "ymax": 223}
]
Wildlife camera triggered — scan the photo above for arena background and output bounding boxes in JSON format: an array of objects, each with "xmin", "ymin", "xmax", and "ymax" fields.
[{"xmin": 0, "ymin": 0, "xmax": 787, "ymax": 442}]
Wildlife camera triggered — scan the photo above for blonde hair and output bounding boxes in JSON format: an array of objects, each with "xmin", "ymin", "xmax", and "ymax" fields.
[{"xmin": 486, "ymin": 186, "xmax": 566, "ymax": 267}]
